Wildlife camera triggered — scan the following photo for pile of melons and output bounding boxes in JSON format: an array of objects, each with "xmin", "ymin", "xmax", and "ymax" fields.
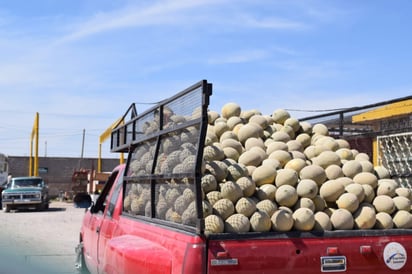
[{"xmin": 202, "ymin": 102, "xmax": 412, "ymax": 233}]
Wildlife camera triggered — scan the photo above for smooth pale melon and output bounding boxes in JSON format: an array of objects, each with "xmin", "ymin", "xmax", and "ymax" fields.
[
  {"xmin": 359, "ymin": 160, "xmax": 374, "ymax": 173},
  {"xmin": 266, "ymin": 141, "xmax": 288, "ymax": 154},
  {"xmin": 319, "ymin": 180, "xmax": 345, "ymax": 202},
  {"xmin": 284, "ymin": 158, "xmax": 307, "ymax": 173},
  {"xmin": 214, "ymin": 122, "xmax": 229, "ymax": 138},
  {"xmin": 223, "ymin": 147, "xmax": 240, "ymax": 161},
  {"xmin": 296, "ymin": 179, "xmax": 318, "ymax": 199},
  {"xmin": 335, "ymin": 148, "xmax": 354, "ymax": 160},
  {"xmin": 226, "ymin": 116, "xmax": 243, "ymax": 130},
  {"xmin": 219, "ymin": 130, "xmax": 239, "ymax": 143},
  {"xmin": 330, "ymin": 209, "xmax": 354, "ymax": 230},
  {"xmin": 272, "ymin": 109, "xmax": 290, "ymax": 125},
  {"xmin": 336, "ymin": 139, "xmax": 350, "ymax": 149},
  {"xmin": 235, "ymin": 197, "xmax": 257, "ymax": 218},
  {"xmin": 312, "ymin": 151, "xmax": 341, "ymax": 169},
  {"xmin": 299, "ymin": 121, "xmax": 312, "ymax": 134},
  {"xmin": 281, "ymin": 125, "xmax": 296, "ymax": 139},
  {"xmin": 224, "ymin": 213, "xmax": 251, "ymax": 233},
  {"xmin": 303, "ymin": 145, "xmax": 317, "ymax": 159},
  {"xmin": 345, "ymin": 183, "xmax": 365, "ymax": 203},
  {"xmin": 395, "ymin": 187, "xmax": 412, "ymax": 199},
  {"xmin": 238, "ymin": 150, "xmax": 262, "ymax": 167},
  {"xmin": 373, "ymin": 195, "xmax": 395, "ymax": 214},
  {"xmin": 284, "ymin": 117, "xmax": 300, "ymax": 132},
  {"xmin": 325, "ymin": 164, "xmax": 344, "ymax": 180},
  {"xmin": 374, "ymin": 165, "xmax": 390, "ymax": 179},
  {"xmin": 312, "ymin": 123, "xmax": 329, "ymax": 136},
  {"xmin": 293, "ymin": 208, "xmax": 315, "ymax": 231},
  {"xmin": 377, "ymin": 179, "xmax": 398, "ymax": 197},
  {"xmin": 312, "ymin": 195, "xmax": 327, "ymax": 212},
  {"xmin": 275, "ymin": 185, "xmax": 298, "ymax": 207},
  {"xmin": 221, "ymin": 138, "xmax": 243, "ymax": 154},
  {"xmin": 205, "ymin": 214, "xmax": 224, "ymax": 234},
  {"xmin": 236, "ymin": 176, "xmax": 256, "ymax": 197},
  {"xmin": 375, "ymin": 212, "xmax": 394, "ymax": 229},
  {"xmin": 393, "ymin": 196, "xmax": 411, "ymax": 211},
  {"xmin": 208, "ymin": 111, "xmax": 220, "ymax": 125},
  {"xmin": 299, "ymin": 165, "xmax": 327, "ymax": 186},
  {"xmin": 271, "ymin": 131, "xmax": 291, "ymax": 143},
  {"xmin": 296, "ymin": 133, "xmax": 311, "ymax": 148},
  {"xmin": 362, "ymin": 184, "xmax": 376, "ymax": 203},
  {"xmin": 212, "ymin": 198, "xmax": 234, "ymax": 220},
  {"xmin": 355, "ymin": 152, "xmax": 370, "ymax": 161},
  {"xmin": 342, "ymin": 160, "xmax": 363, "ymax": 178},
  {"xmin": 271, "ymin": 209, "xmax": 294, "ymax": 232},
  {"xmin": 261, "ymin": 158, "xmax": 281, "ymax": 170},
  {"xmin": 293, "ymin": 197, "xmax": 315, "ymax": 212},
  {"xmin": 286, "ymin": 140, "xmax": 303, "ymax": 152},
  {"xmin": 252, "ymin": 165, "xmax": 277, "ymax": 186},
  {"xmin": 240, "ymin": 109, "xmax": 259, "ymax": 121},
  {"xmin": 249, "ymin": 114, "xmax": 269, "ymax": 129},
  {"xmin": 336, "ymin": 193, "xmax": 359, "ymax": 213},
  {"xmin": 244, "ymin": 137, "xmax": 265, "ymax": 151},
  {"xmin": 238, "ymin": 123, "xmax": 263, "ymax": 144},
  {"xmin": 268, "ymin": 150, "xmax": 292, "ymax": 167},
  {"xmin": 353, "ymin": 172, "xmax": 378, "ymax": 189},
  {"xmin": 275, "ymin": 168, "xmax": 298, "ymax": 187},
  {"xmin": 256, "ymin": 199, "xmax": 278, "ymax": 216},
  {"xmin": 221, "ymin": 102, "xmax": 241, "ymax": 119},
  {"xmin": 313, "ymin": 211, "xmax": 332, "ymax": 231},
  {"xmin": 220, "ymin": 181, "xmax": 243, "ymax": 203},
  {"xmin": 256, "ymin": 184, "xmax": 277, "ymax": 201},
  {"xmin": 250, "ymin": 146, "xmax": 268, "ymax": 162},
  {"xmin": 392, "ymin": 210, "xmax": 412, "ymax": 229},
  {"xmin": 250, "ymin": 211, "xmax": 272, "ymax": 232},
  {"xmin": 353, "ymin": 203, "xmax": 376, "ymax": 229}
]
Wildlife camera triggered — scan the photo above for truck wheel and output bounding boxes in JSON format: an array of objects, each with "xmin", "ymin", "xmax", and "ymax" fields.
[
  {"xmin": 4, "ymin": 204, "xmax": 11, "ymax": 213},
  {"xmin": 75, "ymin": 243, "xmax": 90, "ymax": 274}
]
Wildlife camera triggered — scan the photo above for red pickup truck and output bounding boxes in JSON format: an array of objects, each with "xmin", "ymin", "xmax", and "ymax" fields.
[{"xmin": 75, "ymin": 80, "xmax": 412, "ymax": 274}]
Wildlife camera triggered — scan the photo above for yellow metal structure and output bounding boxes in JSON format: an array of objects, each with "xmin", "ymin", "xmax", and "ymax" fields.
[
  {"xmin": 29, "ymin": 112, "xmax": 39, "ymax": 176},
  {"xmin": 98, "ymin": 117, "xmax": 124, "ymax": 172},
  {"xmin": 352, "ymin": 99, "xmax": 412, "ymax": 123}
]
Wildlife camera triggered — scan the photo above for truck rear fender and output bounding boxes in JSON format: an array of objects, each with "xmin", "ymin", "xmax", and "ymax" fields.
[
  {"xmin": 104, "ymin": 235, "xmax": 172, "ymax": 274},
  {"xmin": 181, "ymin": 242, "xmax": 206, "ymax": 274}
]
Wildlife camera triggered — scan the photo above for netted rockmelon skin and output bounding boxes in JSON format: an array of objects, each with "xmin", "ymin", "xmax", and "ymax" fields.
[
  {"xmin": 330, "ymin": 209, "xmax": 354, "ymax": 230},
  {"xmin": 235, "ymin": 197, "xmax": 257, "ymax": 218},
  {"xmin": 224, "ymin": 213, "xmax": 251, "ymax": 233},
  {"xmin": 256, "ymin": 199, "xmax": 278, "ymax": 216},
  {"xmin": 220, "ymin": 181, "xmax": 243, "ymax": 203},
  {"xmin": 250, "ymin": 211, "xmax": 272, "ymax": 232},
  {"xmin": 213, "ymin": 198, "xmax": 235, "ymax": 220},
  {"xmin": 271, "ymin": 209, "xmax": 294, "ymax": 232},
  {"xmin": 226, "ymin": 163, "xmax": 248, "ymax": 181},
  {"xmin": 236, "ymin": 176, "xmax": 256, "ymax": 197},
  {"xmin": 206, "ymin": 191, "xmax": 222, "ymax": 206},
  {"xmin": 293, "ymin": 208, "xmax": 315, "ymax": 231},
  {"xmin": 205, "ymin": 214, "xmax": 224, "ymax": 234},
  {"xmin": 205, "ymin": 161, "xmax": 228, "ymax": 182},
  {"xmin": 201, "ymin": 174, "xmax": 217, "ymax": 193}
]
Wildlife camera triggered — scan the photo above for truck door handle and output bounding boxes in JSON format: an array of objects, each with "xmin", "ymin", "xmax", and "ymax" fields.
[{"xmin": 96, "ymin": 226, "xmax": 100, "ymax": 233}]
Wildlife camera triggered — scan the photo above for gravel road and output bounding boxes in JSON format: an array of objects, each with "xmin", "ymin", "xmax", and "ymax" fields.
[{"xmin": 0, "ymin": 201, "xmax": 86, "ymax": 274}]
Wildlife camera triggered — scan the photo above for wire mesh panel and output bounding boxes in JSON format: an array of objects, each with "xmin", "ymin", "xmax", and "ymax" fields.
[
  {"xmin": 114, "ymin": 80, "xmax": 212, "ymax": 232},
  {"xmin": 378, "ymin": 132, "xmax": 412, "ymax": 188}
]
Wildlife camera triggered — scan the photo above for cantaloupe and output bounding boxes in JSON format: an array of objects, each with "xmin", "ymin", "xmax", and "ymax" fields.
[
  {"xmin": 214, "ymin": 121, "xmax": 229, "ymax": 138},
  {"xmin": 319, "ymin": 180, "xmax": 345, "ymax": 202},
  {"xmin": 236, "ymin": 176, "xmax": 256, "ymax": 197},
  {"xmin": 256, "ymin": 199, "xmax": 278, "ymax": 216},
  {"xmin": 299, "ymin": 165, "xmax": 327, "ymax": 186},
  {"xmin": 335, "ymin": 148, "xmax": 354, "ymax": 160},
  {"xmin": 212, "ymin": 198, "xmax": 235, "ymax": 220},
  {"xmin": 250, "ymin": 211, "xmax": 272, "ymax": 232},
  {"xmin": 373, "ymin": 195, "xmax": 395, "ymax": 214},
  {"xmin": 206, "ymin": 191, "xmax": 222, "ymax": 206},
  {"xmin": 313, "ymin": 211, "xmax": 332, "ymax": 231},
  {"xmin": 221, "ymin": 102, "xmax": 241, "ymax": 119},
  {"xmin": 353, "ymin": 203, "xmax": 376, "ymax": 229},
  {"xmin": 293, "ymin": 208, "xmax": 315, "ymax": 231},
  {"xmin": 375, "ymin": 212, "xmax": 394, "ymax": 229},
  {"xmin": 336, "ymin": 192, "xmax": 359, "ymax": 213},
  {"xmin": 395, "ymin": 187, "xmax": 412, "ymax": 200},
  {"xmin": 286, "ymin": 140, "xmax": 303, "ymax": 152},
  {"xmin": 226, "ymin": 163, "xmax": 248, "ymax": 181},
  {"xmin": 223, "ymin": 147, "xmax": 240, "ymax": 161},
  {"xmin": 359, "ymin": 160, "xmax": 374, "ymax": 173},
  {"xmin": 330, "ymin": 209, "xmax": 354, "ymax": 230},
  {"xmin": 225, "ymin": 213, "xmax": 251, "ymax": 233},
  {"xmin": 208, "ymin": 111, "xmax": 220, "ymax": 125},
  {"xmin": 256, "ymin": 184, "xmax": 277, "ymax": 201},
  {"xmin": 392, "ymin": 210, "xmax": 412, "ymax": 229},
  {"xmin": 266, "ymin": 141, "xmax": 288, "ymax": 154},
  {"xmin": 295, "ymin": 133, "xmax": 311, "ymax": 148},
  {"xmin": 252, "ymin": 165, "xmax": 277, "ymax": 186},
  {"xmin": 205, "ymin": 214, "xmax": 224, "ymax": 233},
  {"xmin": 205, "ymin": 161, "xmax": 228, "ymax": 182},
  {"xmin": 296, "ymin": 179, "xmax": 318, "ymax": 199},
  {"xmin": 275, "ymin": 168, "xmax": 298, "ymax": 187},
  {"xmin": 235, "ymin": 197, "xmax": 257, "ymax": 218},
  {"xmin": 275, "ymin": 185, "xmax": 298, "ymax": 207},
  {"xmin": 271, "ymin": 209, "xmax": 294, "ymax": 232},
  {"xmin": 312, "ymin": 123, "xmax": 329, "ymax": 136},
  {"xmin": 201, "ymin": 174, "xmax": 217, "ymax": 193},
  {"xmin": 355, "ymin": 152, "xmax": 370, "ymax": 161},
  {"xmin": 220, "ymin": 181, "xmax": 243, "ymax": 203}
]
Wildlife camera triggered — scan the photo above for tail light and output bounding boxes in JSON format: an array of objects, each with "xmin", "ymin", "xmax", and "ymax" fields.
[{"xmin": 181, "ymin": 243, "xmax": 206, "ymax": 274}]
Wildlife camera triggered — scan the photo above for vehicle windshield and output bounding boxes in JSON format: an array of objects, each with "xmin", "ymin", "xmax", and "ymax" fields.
[{"xmin": 12, "ymin": 178, "xmax": 43, "ymax": 188}]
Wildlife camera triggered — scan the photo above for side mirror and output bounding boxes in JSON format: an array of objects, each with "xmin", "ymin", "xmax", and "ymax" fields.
[{"xmin": 73, "ymin": 193, "xmax": 93, "ymax": 209}]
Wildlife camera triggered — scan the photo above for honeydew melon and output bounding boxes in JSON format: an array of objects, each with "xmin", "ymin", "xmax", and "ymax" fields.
[
  {"xmin": 299, "ymin": 165, "xmax": 327, "ymax": 186},
  {"xmin": 296, "ymin": 179, "xmax": 318, "ymax": 199},
  {"xmin": 275, "ymin": 168, "xmax": 298, "ymax": 187},
  {"xmin": 284, "ymin": 158, "xmax": 307, "ymax": 173},
  {"xmin": 393, "ymin": 196, "xmax": 411, "ymax": 211},
  {"xmin": 375, "ymin": 212, "xmax": 394, "ymax": 229},
  {"xmin": 330, "ymin": 209, "xmax": 354, "ymax": 230},
  {"xmin": 256, "ymin": 184, "xmax": 277, "ymax": 201},
  {"xmin": 345, "ymin": 183, "xmax": 365, "ymax": 203},
  {"xmin": 272, "ymin": 109, "xmax": 290, "ymax": 124},
  {"xmin": 377, "ymin": 179, "xmax": 398, "ymax": 197},
  {"xmin": 336, "ymin": 192, "xmax": 359, "ymax": 213},
  {"xmin": 342, "ymin": 160, "xmax": 363, "ymax": 178},
  {"xmin": 268, "ymin": 150, "xmax": 292, "ymax": 167},
  {"xmin": 250, "ymin": 211, "xmax": 272, "ymax": 232},
  {"xmin": 271, "ymin": 209, "xmax": 294, "ymax": 232},
  {"xmin": 293, "ymin": 208, "xmax": 315, "ymax": 231},
  {"xmin": 373, "ymin": 195, "xmax": 395, "ymax": 214},
  {"xmin": 221, "ymin": 102, "xmax": 241, "ymax": 119},
  {"xmin": 256, "ymin": 199, "xmax": 278, "ymax": 216},
  {"xmin": 275, "ymin": 185, "xmax": 298, "ymax": 207},
  {"xmin": 353, "ymin": 172, "xmax": 378, "ymax": 189},
  {"xmin": 353, "ymin": 203, "xmax": 376, "ymax": 229},
  {"xmin": 313, "ymin": 211, "xmax": 332, "ymax": 231},
  {"xmin": 392, "ymin": 210, "xmax": 412, "ymax": 229},
  {"xmin": 325, "ymin": 164, "xmax": 344, "ymax": 180},
  {"xmin": 319, "ymin": 180, "xmax": 345, "ymax": 202}
]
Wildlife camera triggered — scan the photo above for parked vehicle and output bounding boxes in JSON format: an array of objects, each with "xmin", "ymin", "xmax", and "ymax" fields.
[
  {"xmin": 2, "ymin": 176, "xmax": 49, "ymax": 212},
  {"xmin": 75, "ymin": 80, "xmax": 412, "ymax": 274}
]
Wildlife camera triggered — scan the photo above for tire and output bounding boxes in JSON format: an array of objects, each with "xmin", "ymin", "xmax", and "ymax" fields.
[
  {"xmin": 75, "ymin": 243, "xmax": 90, "ymax": 274},
  {"xmin": 4, "ymin": 204, "xmax": 11, "ymax": 213}
]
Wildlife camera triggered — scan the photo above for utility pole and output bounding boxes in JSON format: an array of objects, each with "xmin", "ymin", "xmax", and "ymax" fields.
[{"xmin": 79, "ymin": 129, "xmax": 85, "ymax": 169}]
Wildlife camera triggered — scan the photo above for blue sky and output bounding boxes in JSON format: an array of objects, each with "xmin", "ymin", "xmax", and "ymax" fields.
[{"xmin": 0, "ymin": 0, "xmax": 411, "ymax": 159}]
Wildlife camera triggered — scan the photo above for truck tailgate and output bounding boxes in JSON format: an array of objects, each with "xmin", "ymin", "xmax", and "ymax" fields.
[{"xmin": 207, "ymin": 229, "xmax": 412, "ymax": 273}]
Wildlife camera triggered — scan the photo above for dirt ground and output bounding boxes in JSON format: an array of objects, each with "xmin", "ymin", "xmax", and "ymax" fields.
[{"xmin": 0, "ymin": 201, "xmax": 86, "ymax": 274}]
